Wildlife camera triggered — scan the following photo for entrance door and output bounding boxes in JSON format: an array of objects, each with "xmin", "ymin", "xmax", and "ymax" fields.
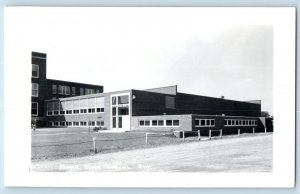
[{"xmin": 111, "ymin": 93, "xmax": 130, "ymax": 131}]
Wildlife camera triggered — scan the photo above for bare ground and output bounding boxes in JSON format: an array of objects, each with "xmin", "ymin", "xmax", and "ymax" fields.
[{"xmin": 31, "ymin": 134, "xmax": 273, "ymax": 172}]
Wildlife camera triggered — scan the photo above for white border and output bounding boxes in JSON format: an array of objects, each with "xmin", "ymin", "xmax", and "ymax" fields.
[{"xmin": 4, "ymin": 7, "xmax": 295, "ymax": 187}]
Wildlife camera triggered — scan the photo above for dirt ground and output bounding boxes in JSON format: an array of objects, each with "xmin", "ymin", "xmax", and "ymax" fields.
[{"xmin": 31, "ymin": 134, "xmax": 273, "ymax": 172}]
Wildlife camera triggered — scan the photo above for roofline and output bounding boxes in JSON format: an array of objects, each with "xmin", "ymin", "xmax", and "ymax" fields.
[
  {"xmin": 177, "ymin": 92, "xmax": 261, "ymax": 106},
  {"xmin": 46, "ymin": 78, "xmax": 103, "ymax": 88}
]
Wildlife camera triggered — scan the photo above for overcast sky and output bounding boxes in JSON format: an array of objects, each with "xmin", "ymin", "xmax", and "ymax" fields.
[{"xmin": 8, "ymin": 8, "xmax": 273, "ymax": 114}]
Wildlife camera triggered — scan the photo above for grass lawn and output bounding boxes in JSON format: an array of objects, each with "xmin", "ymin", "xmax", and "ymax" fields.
[
  {"xmin": 31, "ymin": 128, "xmax": 183, "ymax": 161},
  {"xmin": 32, "ymin": 127, "xmax": 268, "ymax": 161}
]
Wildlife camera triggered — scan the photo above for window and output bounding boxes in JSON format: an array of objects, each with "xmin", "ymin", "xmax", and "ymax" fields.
[
  {"xmin": 48, "ymin": 122, "xmax": 53, "ymax": 127},
  {"xmin": 72, "ymin": 87, "xmax": 76, "ymax": 96},
  {"xmin": 32, "ymin": 83, "xmax": 39, "ymax": 97},
  {"xmin": 80, "ymin": 88, "xmax": 84, "ymax": 95},
  {"xmin": 166, "ymin": 120, "xmax": 173, "ymax": 126},
  {"xmin": 255, "ymin": 120, "xmax": 258, "ymax": 126},
  {"xmin": 112, "ymin": 107, "xmax": 116, "ymax": 116},
  {"xmin": 66, "ymin": 110, "xmax": 72, "ymax": 114},
  {"xmin": 243, "ymin": 120, "xmax": 246, "ymax": 125},
  {"xmin": 118, "ymin": 95, "xmax": 129, "ymax": 104},
  {"xmin": 88, "ymin": 108, "xmax": 95, "ymax": 113},
  {"xmin": 47, "ymin": 111, "xmax": 53, "ymax": 116},
  {"xmin": 58, "ymin": 85, "xmax": 70, "ymax": 95},
  {"xmin": 54, "ymin": 111, "xmax": 59, "ymax": 115},
  {"xmin": 60, "ymin": 110, "xmax": 65, "ymax": 115},
  {"xmin": 96, "ymin": 89, "xmax": 100, "ymax": 93},
  {"xmin": 54, "ymin": 122, "xmax": 59, "ymax": 126},
  {"xmin": 152, "ymin": 120, "xmax": 158, "ymax": 126},
  {"xmin": 158, "ymin": 120, "xmax": 164, "ymax": 126},
  {"xmin": 97, "ymin": 121, "xmax": 105, "ymax": 127},
  {"xmin": 97, "ymin": 108, "xmax": 105, "ymax": 113},
  {"xmin": 31, "ymin": 102, "xmax": 38, "ymax": 116},
  {"xmin": 52, "ymin": 84, "xmax": 57, "ymax": 94},
  {"xmin": 80, "ymin": 121, "xmax": 87, "ymax": 126},
  {"xmin": 196, "ymin": 119, "xmax": 215, "ymax": 127},
  {"xmin": 73, "ymin": 122, "xmax": 79, "ymax": 126},
  {"xmin": 145, "ymin": 120, "xmax": 150, "ymax": 126},
  {"xmin": 60, "ymin": 122, "xmax": 65, "ymax": 126},
  {"xmin": 173, "ymin": 120, "xmax": 179, "ymax": 126},
  {"xmin": 118, "ymin": 107, "xmax": 129, "ymax": 115},
  {"xmin": 73, "ymin": 109, "xmax": 79, "ymax": 114},
  {"xmin": 88, "ymin": 121, "xmax": 95, "ymax": 126},
  {"xmin": 85, "ymin": 88, "xmax": 95, "ymax": 95},
  {"xmin": 80, "ymin": 109, "xmax": 87, "ymax": 114},
  {"xmin": 112, "ymin": 97, "xmax": 116, "ymax": 105},
  {"xmin": 32, "ymin": 64, "xmax": 39, "ymax": 78},
  {"xmin": 139, "ymin": 120, "xmax": 145, "ymax": 126}
]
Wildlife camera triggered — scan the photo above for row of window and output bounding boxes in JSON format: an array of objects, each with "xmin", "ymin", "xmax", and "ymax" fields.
[
  {"xmin": 53, "ymin": 84, "xmax": 100, "ymax": 96},
  {"xmin": 48, "ymin": 121, "xmax": 104, "ymax": 127},
  {"xmin": 139, "ymin": 119, "xmax": 180, "ymax": 127},
  {"xmin": 195, "ymin": 119, "xmax": 215, "ymax": 127},
  {"xmin": 224, "ymin": 119, "xmax": 258, "ymax": 126},
  {"xmin": 47, "ymin": 108, "xmax": 104, "ymax": 116}
]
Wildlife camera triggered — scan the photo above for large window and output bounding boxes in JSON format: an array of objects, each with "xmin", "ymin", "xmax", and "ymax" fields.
[
  {"xmin": 118, "ymin": 95, "xmax": 129, "ymax": 104},
  {"xmin": 72, "ymin": 87, "xmax": 76, "ymax": 95},
  {"xmin": 195, "ymin": 119, "xmax": 215, "ymax": 127},
  {"xmin": 32, "ymin": 64, "xmax": 39, "ymax": 78},
  {"xmin": 80, "ymin": 88, "xmax": 84, "ymax": 95},
  {"xmin": 31, "ymin": 102, "xmax": 38, "ymax": 116},
  {"xmin": 58, "ymin": 85, "xmax": 70, "ymax": 95},
  {"xmin": 31, "ymin": 83, "xmax": 39, "ymax": 97}
]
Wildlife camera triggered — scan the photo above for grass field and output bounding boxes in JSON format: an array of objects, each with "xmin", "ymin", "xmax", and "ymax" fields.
[
  {"xmin": 32, "ymin": 127, "xmax": 269, "ymax": 162},
  {"xmin": 31, "ymin": 133, "xmax": 273, "ymax": 172},
  {"xmin": 32, "ymin": 128, "xmax": 184, "ymax": 161}
]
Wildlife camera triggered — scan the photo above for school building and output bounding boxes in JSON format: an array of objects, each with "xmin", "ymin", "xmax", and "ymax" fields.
[{"xmin": 31, "ymin": 51, "xmax": 273, "ymax": 133}]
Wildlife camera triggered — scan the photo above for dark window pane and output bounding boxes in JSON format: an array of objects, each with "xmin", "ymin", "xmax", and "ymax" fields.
[
  {"xmin": 112, "ymin": 107, "xmax": 116, "ymax": 116},
  {"xmin": 139, "ymin": 120, "xmax": 145, "ymax": 126},
  {"xmin": 118, "ymin": 107, "xmax": 129, "ymax": 115},
  {"xmin": 166, "ymin": 120, "xmax": 172, "ymax": 126},
  {"xmin": 195, "ymin": 120, "xmax": 199, "ymax": 126},
  {"xmin": 211, "ymin": 120, "xmax": 215, "ymax": 126},
  {"xmin": 158, "ymin": 120, "xmax": 164, "ymax": 126},
  {"xmin": 112, "ymin": 97, "xmax": 116, "ymax": 105},
  {"xmin": 201, "ymin": 120, "xmax": 205, "ymax": 126},
  {"xmin": 152, "ymin": 120, "xmax": 158, "ymax": 126},
  {"xmin": 113, "ymin": 117, "xmax": 116, "ymax": 128},
  {"xmin": 173, "ymin": 120, "xmax": 179, "ymax": 126},
  {"xmin": 118, "ymin": 117, "xmax": 122, "ymax": 128},
  {"xmin": 145, "ymin": 120, "xmax": 150, "ymax": 126}
]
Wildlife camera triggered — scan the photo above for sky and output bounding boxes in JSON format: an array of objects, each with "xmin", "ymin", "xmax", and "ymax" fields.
[{"xmin": 7, "ymin": 7, "xmax": 273, "ymax": 114}]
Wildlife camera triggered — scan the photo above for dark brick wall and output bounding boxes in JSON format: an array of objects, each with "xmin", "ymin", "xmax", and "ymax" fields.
[
  {"xmin": 45, "ymin": 79, "xmax": 103, "ymax": 100},
  {"xmin": 176, "ymin": 93, "xmax": 261, "ymax": 117},
  {"xmin": 132, "ymin": 90, "xmax": 176, "ymax": 116},
  {"xmin": 31, "ymin": 52, "xmax": 47, "ymax": 119},
  {"xmin": 132, "ymin": 90, "xmax": 261, "ymax": 117}
]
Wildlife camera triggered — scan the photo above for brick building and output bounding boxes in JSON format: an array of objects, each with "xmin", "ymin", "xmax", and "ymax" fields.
[
  {"xmin": 44, "ymin": 85, "xmax": 271, "ymax": 134},
  {"xmin": 31, "ymin": 51, "xmax": 103, "ymax": 126}
]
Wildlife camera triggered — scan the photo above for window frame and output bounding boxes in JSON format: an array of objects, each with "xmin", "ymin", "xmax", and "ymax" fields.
[
  {"xmin": 31, "ymin": 102, "xmax": 38, "ymax": 116},
  {"xmin": 31, "ymin": 83, "xmax": 39, "ymax": 97},
  {"xmin": 32, "ymin": 64, "xmax": 39, "ymax": 78}
]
